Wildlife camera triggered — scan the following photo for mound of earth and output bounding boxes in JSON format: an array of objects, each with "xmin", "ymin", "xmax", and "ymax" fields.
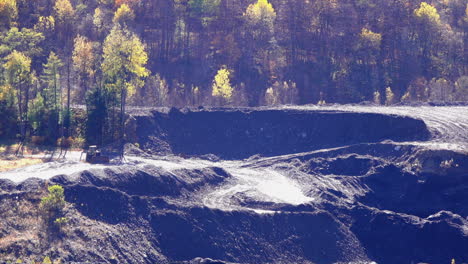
[
  {"xmin": 133, "ymin": 108, "xmax": 430, "ymax": 159},
  {"xmin": 1, "ymin": 106, "xmax": 467, "ymax": 264}
]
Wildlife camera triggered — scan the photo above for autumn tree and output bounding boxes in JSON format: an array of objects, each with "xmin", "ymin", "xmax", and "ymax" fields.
[
  {"xmin": 414, "ymin": 2, "xmax": 441, "ymax": 29},
  {"xmin": 54, "ymin": 0, "xmax": 75, "ymax": 24},
  {"xmin": 355, "ymin": 28, "xmax": 382, "ymax": 99},
  {"xmin": 72, "ymin": 35, "xmax": 95, "ymax": 103},
  {"xmin": 243, "ymin": 0, "xmax": 277, "ymax": 69},
  {"xmin": 93, "ymin": 7, "xmax": 107, "ymax": 38},
  {"xmin": 101, "ymin": 26, "xmax": 148, "ymax": 156},
  {"xmin": 0, "ymin": 27, "xmax": 44, "ymax": 58},
  {"xmin": 0, "ymin": 84, "xmax": 15, "ymax": 107},
  {"xmin": 34, "ymin": 16, "xmax": 55, "ymax": 34},
  {"xmin": 113, "ymin": 4, "xmax": 135, "ymax": 26},
  {"xmin": 413, "ymin": 2, "xmax": 443, "ymax": 76},
  {"xmin": 212, "ymin": 66, "xmax": 233, "ymax": 105},
  {"xmin": 244, "ymin": 0, "xmax": 276, "ymax": 36},
  {"xmin": 0, "ymin": 0, "xmax": 17, "ymax": 29},
  {"xmin": 242, "ymin": 0, "xmax": 278, "ymax": 101},
  {"xmin": 3, "ymin": 51, "xmax": 32, "ymax": 140},
  {"xmin": 54, "ymin": 0, "xmax": 75, "ymax": 47},
  {"xmin": 358, "ymin": 28, "xmax": 381, "ymax": 65}
]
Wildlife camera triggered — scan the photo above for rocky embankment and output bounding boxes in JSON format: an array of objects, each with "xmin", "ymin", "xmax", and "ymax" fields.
[{"xmin": 1, "ymin": 106, "xmax": 467, "ymax": 264}]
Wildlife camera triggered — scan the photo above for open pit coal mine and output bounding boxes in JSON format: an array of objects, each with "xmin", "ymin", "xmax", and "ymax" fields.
[{"xmin": 1, "ymin": 105, "xmax": 468, "ymax": 264}]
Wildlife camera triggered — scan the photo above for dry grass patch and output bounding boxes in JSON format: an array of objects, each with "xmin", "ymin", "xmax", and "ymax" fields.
[{"xmin": 0, "ymin": 158, "xmax": 43, "ymax": 172}]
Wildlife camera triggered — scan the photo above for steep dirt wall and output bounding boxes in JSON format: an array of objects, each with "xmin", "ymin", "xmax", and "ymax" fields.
[{"xmin": 134, "ymin": 108, "xmax": 431, "ymax": 159}]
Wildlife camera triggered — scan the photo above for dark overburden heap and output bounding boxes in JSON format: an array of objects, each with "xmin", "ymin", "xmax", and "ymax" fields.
[
  {"xmin": 0, "ymin": 108, "xmax": 467, "ymax": 264},
  {"xmin": 134, "ymin": 108, "xmax": 430, "ymax": 159}
]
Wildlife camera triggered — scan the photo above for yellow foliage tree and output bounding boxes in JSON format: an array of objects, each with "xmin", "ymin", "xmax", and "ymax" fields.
[
  {"xmin": 54, "ymin": 0, "xmax": 75, "ymax": 22},
  {"xmin": 358, "ymin": 28, "xmax": 381, "ymax": 64},
  {"xmin": 102, "ymin": 26, "xmax": 149, "ymax": 154},
  {"xmin": 102, "ymin": 26, "xmax": 149, "ymax": 98},
  {"xmin": 3, "ymin": 51, "xmax": 32, "ymax": 88},
  {"xmin": 72, "ymin": 35, "xmax": 95, "ymax": 102},
  {"xmin": 360, "ymin": 28, "xmax": 381, "ymax": 50},
  {"xmin": 54, "ymin": 0, "xmax": 75, "ymax": 45},
  {"xmin": 3, "ymin": 51, "xmax": 32, "ymax": 137},
  {"xmin": 93, "ymin": 8, "xmax": 105, "ymax": 33},
  {"xmin": 244, "ymin": 0, "xmax": 276, "ymax": 27},
  {"xmin": 413, "ymin": 2, "xmax": 442, "ymax": 75},
  {"xmin": 0, "ymin": 0, "xmax": 17, "ymax": 27},
  {"xmin": 0, "ymin": 27, "xmax": 45, "ymax": 58},
  {"xmin": 42, "ymin": 256, "xmax": 52, "ymax": 264},
  {"xmin": 244, "ymin": 0, "xmax": 276, "ymax": 42},
  {"xmin": 72, "ymin": 35, "xmax": 94, "ymax": 77},
  {"xmin": 0, "ymin": 84, "xmax": 15, "ymax": 104},
  {"xmin": 212, "ymin": 67, "xmax": 233, "ymax": 102},
  {"xmin": 414, "ymin": 2, "xmax": 441, "ymax": 27},
  {"xmin": 34, "ymin": 16, "xmax": 55, "ymax": 33},
  {"xmin": 113, "ymin": 4, "xmax": 135, "ymax": 26},
  {"xmin": 244, "ymin": 0, "xmax": 278, "ymax": 79}
]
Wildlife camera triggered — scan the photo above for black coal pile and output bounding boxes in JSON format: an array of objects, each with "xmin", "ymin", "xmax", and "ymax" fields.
[
  {"xmin": 134, "ymin": 108, "xmax": 430, "ymax": 159},
  {"xmin": 1, "ymin": 107, "xmax": 467, "ymax": 264}
]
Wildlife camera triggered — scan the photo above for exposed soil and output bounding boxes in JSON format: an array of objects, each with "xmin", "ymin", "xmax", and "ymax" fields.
[{"xmin": 1, "ymin": 106, "xmax": 467, "ymax": 264}]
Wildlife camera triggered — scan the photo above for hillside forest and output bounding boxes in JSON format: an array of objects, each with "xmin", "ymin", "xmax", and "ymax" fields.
[{"xmin": 0, "ymin": 0, "xmax": 467, "ymax": 146}]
